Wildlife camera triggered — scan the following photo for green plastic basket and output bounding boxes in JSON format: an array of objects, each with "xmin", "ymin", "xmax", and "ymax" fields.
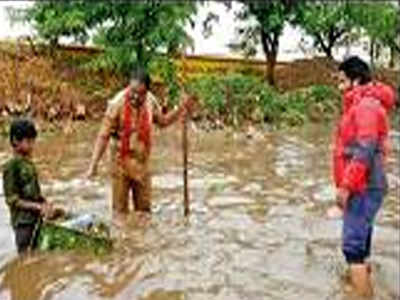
[{"xmin": 37, "ymin": 222, "xmax": 112, "ymax": 255}]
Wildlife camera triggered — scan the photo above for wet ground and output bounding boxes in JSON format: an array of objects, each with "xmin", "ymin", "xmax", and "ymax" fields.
[{"xmin": 0, "ymin": 123, "xmax": 398, "ymax": 300}]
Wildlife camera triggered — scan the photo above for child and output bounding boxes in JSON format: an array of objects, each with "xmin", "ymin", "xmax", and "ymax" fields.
[{"xmin": 2, "ymin": 118, "xmax": 55, "ymax": 254}]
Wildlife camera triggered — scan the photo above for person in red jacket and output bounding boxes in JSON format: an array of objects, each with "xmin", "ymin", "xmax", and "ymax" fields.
[{"xmin": 329, "ymin": 56, "xmax": 395, "ymax": 296}]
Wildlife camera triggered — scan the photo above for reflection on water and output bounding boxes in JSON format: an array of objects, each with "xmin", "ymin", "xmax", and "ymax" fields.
[{"xmin": 0, "ymin": 125, "xmax": 398, "ymax": 300}]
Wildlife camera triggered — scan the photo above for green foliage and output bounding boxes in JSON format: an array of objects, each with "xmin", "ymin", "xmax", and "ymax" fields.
[
  {"xmin": 15, "ymin": 2, "xmax": 199, "ymax": 107},
  {"xmin": 185, "ymin": 74, "xmax": 226, "ymax": 116},
  {"xmin": 349, "ymin": 2, "xmax": 399, "ymax": 52},
  {"xmin": 308, "ymin": 85, "xmax": 340, "ymax": 104},
  {"xmin": 229, "ymin": 1, "xmax": 297, "ymax": 86},
  {"xmin": 149, "ymin": 56, "xmax": 181, "ymax": 106},
  {"xmin": 292, "ymin": 2, "xmax": 356, "ymax": 58},
  {"xmin": 185, "ymin": 73, "xmax": 340, "ymax": 127},
  {"xmin": 231, "ymin": 1, "xmax": 291, "ymax": 54},
  {"xmin": 20, "ymin": 1, "xmax": 197, "ymax": 75},
  {"xmin": 37, "ymin": 222, "xmax": 112, "ymax": 256},
  {"xmin": 23, "ymin": 2, "xmax": 97, "ymax": 45},
  {"xmin": 292, "ymin": 2, "xmax": 399, "ymax": 59}
]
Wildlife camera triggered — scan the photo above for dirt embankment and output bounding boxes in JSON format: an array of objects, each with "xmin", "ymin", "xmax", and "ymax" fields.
[{"xmin": 0, "ymin": 42, "xmax": 398, "ymax": 128}]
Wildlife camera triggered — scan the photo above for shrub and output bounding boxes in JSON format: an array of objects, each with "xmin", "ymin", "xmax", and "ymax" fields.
[{"xmin": 185, "ymin": 73, "xmax": 341, "ymax": 127}]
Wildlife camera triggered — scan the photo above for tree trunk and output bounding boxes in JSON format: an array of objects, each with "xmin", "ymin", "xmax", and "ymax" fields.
[
  {"xmin": 26, "ymin": 36, "xmax": 38, "ymax": 56},
  {"xmin": 389, "ymin": 46, "xmax": 395, "ymax": 69},
  {"xmin": 394, "ymin": 46, "xmax": 400, "ymax": 70},
  {"xmin": 325, "ymin": 28, "xmax": 335, "ymax": 60},
  {"xmin": 137, "ymin": 43, "xmax": 144, "ymax": 65},
  {"xmin": 49, "ymin": 38, "xmax": 58, "ymax": 58},
  {"xmin": 266, "ymin": 54, "xmax": 276, "ymax": 87},
  {"xmin": 370, "ymin": 38, "xmax": 375, "ymax": 69},
  {"xmin": 375, "ymin": 43, "xmax": 381, "ymax": 65},
  {"xmin": 325, "ymin": 47, "xmax": 333, "ymax": 60},
  {"xmin": 345, "ymin": 38, "xmax": 351, "ymax": 58},
  {"xmin": 315, "ymin": 33, "xmax": 334, "ymax": 60},
  {"xmin": 260, "ymin": 29, "xmax": 278, "ymax": 87}
]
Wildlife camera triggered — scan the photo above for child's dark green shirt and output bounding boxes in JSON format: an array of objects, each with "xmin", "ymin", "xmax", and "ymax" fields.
[{"xmin": 3, "ymin": 156, "xmax": 43, "ymax": 228}]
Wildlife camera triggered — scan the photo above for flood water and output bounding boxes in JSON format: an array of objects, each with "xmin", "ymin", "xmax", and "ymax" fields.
[{"xmin": 0, "ymin": 124, "xmax": 398, "ymax": 300}]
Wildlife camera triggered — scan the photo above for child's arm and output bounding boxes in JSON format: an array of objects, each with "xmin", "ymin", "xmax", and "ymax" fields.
[
  {"xmin": 15, "ymin": 199, "xmax": 52, "ymax": 217},
  {"xmin": 14, "ymin": 199, "xmax": 42, "ymax": 212},
  {"xmin": 6, "ymin": 192, "xmax": 50, "ymax": 216}
]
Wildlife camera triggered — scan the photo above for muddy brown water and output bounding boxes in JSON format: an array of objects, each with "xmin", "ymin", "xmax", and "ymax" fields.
[{"xmin": 0, "ymin": 124, "xmax": 398, "ymax": 300}]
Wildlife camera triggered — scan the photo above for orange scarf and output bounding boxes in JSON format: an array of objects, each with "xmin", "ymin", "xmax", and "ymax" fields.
[{"xmin": 121, "ymin": 87, "xmax": 152, "ymax": 159}]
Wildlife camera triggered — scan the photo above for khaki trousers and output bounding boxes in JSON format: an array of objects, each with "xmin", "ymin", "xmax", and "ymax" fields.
[{"xmin": 110, "ymin": 160, "xmax": 151, "ymax": 213}]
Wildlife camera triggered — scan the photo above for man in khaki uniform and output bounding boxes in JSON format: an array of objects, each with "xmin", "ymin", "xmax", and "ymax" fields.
[{"xmin": 87, "ymin": 67, "xmax": 192, "ymax": 219}]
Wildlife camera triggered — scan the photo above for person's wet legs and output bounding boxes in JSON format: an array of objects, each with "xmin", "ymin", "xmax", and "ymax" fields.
[{"xmin": 342, "ymin": 190, "xmax": 383, "ymax": 296}]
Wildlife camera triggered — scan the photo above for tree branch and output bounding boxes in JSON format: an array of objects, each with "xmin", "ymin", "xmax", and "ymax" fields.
[
  {"xmin": 260, "ymin": 29, "xmax": 271, "ymax": 56},
  {"xmin": 333, "ymin": 28, "xmax": 346, "ymax": 41},
  {"xmin": 315, "ymin": 32, "xmax": 332, "ymax": 57}
]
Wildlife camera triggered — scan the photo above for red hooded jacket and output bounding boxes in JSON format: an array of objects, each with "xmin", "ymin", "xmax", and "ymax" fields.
[{"xmin": 333, "ymin": 82, "xmax": 395, "ymax": 193}]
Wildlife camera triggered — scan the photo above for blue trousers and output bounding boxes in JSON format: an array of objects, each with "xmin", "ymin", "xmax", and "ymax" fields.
[{"xmin": 342, "ymin": 190, "xmax": 383, "ymax": 264}]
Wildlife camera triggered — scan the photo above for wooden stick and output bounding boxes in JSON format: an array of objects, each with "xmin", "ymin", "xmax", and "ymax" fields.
[
  {"xmin": 183, "ymin": 111, "xmax": 189, "ymax": 217},
  {"xmin": 179, "ymin": 50, "xmax": 191, "ymax": 218},
  {"xmin": 14, "ymin": 39, "xmax": 20, "ymax": 105}
]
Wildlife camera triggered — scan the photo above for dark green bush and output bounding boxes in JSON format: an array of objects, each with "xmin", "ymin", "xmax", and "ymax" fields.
[{"xmin": 185, "ymin": 73, "xmax": 340, "ymax": 127}]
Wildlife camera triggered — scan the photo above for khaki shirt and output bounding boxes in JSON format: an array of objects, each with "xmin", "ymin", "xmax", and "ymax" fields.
[{"xmin": 99, "ymin": 88, "xmax": 162, "ymax": 179}]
